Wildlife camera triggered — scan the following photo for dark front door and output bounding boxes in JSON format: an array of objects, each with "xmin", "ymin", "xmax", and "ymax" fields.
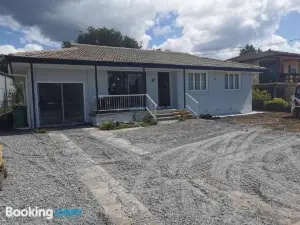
[
  {"xmin": 158, "ymin": 72, "xmax": 170, "ymax": 107},
  {"xmin": 62, "ymin": 83, "xmax": 84, "ymax": 124},
  {"xmin": 38, "ymin": 83, "xmax": 63, "ymax": 126}
]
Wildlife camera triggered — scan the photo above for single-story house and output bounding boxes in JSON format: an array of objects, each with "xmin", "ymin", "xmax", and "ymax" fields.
[{"xmin": 5, "ymin": 43, "xmax": 265, "ymax": 128}]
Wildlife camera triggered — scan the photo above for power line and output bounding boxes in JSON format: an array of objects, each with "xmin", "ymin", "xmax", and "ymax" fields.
[{"xmin": 197, "ymin": 37, "xmax": 300, "ymax": 56}]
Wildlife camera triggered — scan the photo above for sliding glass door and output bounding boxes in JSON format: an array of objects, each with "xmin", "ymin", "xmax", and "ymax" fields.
[{"xmin": 38, "ymin": 83, "xmax": 84, "ymax": 126}]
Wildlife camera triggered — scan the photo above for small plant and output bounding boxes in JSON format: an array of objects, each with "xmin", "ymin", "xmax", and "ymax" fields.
[
  {"xmin": 252, "ymin": 88, "xmax": 271, "ymax": 110},
  {"xmin": 34, "ymin": 128, "xmax": 48, "ymax": 133},
  {"xmin": 99, "ymin": 121, "xmax": 115, "ymax": 130},
  {"xmin": 140, "ymin": 116, "xmax": 157, "ymax": 127},
  {"xmin": 264, "ymin": 98, "xmax": 289, "ymax": 112}
]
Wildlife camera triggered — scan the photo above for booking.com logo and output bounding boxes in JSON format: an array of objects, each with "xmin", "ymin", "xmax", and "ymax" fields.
[{"xmin": 6, "ymin": 207, "xmax": 82, "ymax": 220}]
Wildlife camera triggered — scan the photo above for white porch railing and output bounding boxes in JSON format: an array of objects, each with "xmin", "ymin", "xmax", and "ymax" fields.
[
  {"xmin": 185, "ymin": 93, "xmax": 199, "ymax": 117},
  {"xmin": 97, "ymin": 94, "xmax": 157, "ymax": 119},
  {"xmin": 98, "ymin": 94, "xmax": 145, "ymax": 111},
  {"xmin": 145, "ymin": 94, "xmax": 157, "ymax": 119}
]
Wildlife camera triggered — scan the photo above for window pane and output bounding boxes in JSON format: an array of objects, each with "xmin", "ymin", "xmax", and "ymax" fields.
[
  {"xmin": 225, "ymin": 74, "xmax": 228, "ymax": 89},
  {"xmin": 201, "ymin": 73, "xmax": 206, "ymax": 90},
  {"xmin": 188, "ymin": 73, "xmax": 194, "ymax": 90},
  {"xmin": 195, "ymin": 73, "xmax": 200, "ymax": 90},
  {"xmin": 234, "ymin": 74, "xmax": 239, "ymax": 89},
  {"xmin": 229, "ymin": 74, "xmax": 234, "ymax": 89}
]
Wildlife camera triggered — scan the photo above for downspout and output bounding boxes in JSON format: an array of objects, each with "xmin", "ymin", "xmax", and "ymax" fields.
[
  {"xmin": 183, "ymin": 68, "xmax": 186, "ymax": 108},
  {"xmin": 30, "ymin": 63, "xmax": 37, "ymax": 128},
  {"xmin": 94, "ymin": 65, "xmax": 100, "ymax": 113}
]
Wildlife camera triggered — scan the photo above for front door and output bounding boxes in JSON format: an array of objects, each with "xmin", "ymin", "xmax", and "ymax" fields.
[{"xmin": 158, "ymin": 72, "xmax": 170, "ymax": 107}]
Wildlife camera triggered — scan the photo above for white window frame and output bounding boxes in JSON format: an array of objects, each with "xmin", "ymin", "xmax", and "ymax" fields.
[
  {"xmin": 224, "ymin": 73, "xmax": 241, "ymax": 91},
  {"xmin": 188, "ymin": 72, "xmax": 208, "ymax": 91}
]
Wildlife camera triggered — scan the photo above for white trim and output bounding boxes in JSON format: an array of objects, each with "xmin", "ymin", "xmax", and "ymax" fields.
[{"xmin": 35, "ymin": 81, "xmax": 86, "ymax": 127}]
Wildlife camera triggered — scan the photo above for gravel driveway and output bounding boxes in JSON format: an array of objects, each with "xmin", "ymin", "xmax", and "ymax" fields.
[{"xmin": 1, "ymin": 119, "xmax": 300, "ymax": 224}]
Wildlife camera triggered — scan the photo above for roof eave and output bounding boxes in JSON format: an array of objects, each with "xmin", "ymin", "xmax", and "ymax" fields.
[{"xmin": 6, "ymin": 55, "xmax": 266, "ymax": 73}]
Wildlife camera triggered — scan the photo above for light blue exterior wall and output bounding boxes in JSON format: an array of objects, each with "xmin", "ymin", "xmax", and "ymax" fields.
[
  {"xmin": 11, "ymin": 63, "xmax": 253, "ymax": 128},
  {"xmin": 185, "ymin": 70, "xmax": 253, "ymax": 115}
]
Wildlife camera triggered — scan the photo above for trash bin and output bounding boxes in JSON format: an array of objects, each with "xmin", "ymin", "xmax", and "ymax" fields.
[{"xmin": 13, "ymin": 106, "xmax": 28, "ymax": 128}]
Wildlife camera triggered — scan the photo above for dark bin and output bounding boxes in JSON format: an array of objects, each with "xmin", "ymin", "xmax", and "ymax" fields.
[{"xmin": 13, "ymin": 106, "xmax": 28, "ymax": 128}]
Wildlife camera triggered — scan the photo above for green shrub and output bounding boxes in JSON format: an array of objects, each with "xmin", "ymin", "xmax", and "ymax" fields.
[
  {"xmin": 99, "ymin": 121, "xmax": 115, "ymax": 130},
  {"xmin": 34, "ymin": 128, "xmax": 48, "ymax": 133},
  {"xmin": 264, "ymin": 98, "xmax": 289, "ymax": 112},
  {"xmin": 252, "ymin": 88, "xmax": 271, "ymax": 110}
]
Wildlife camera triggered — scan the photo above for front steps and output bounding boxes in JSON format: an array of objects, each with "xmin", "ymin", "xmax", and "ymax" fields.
[{"xmin": 152, "ymin": 109, "xmax": 197, "ymax": 122}]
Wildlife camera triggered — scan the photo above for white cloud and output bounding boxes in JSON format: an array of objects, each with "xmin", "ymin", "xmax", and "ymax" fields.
[
  {"xmin": 0, "ymin": 44, "xmax": 43, "ymax": 54},
  {"xmin": 150, "ymin": 0, "xmax": 300, "ymax": 59},
  {"xmin": 1, "ymin": 0, "xmax": 300, "ymax": 60},
  {"xmin": 0, "ymin": 15, "xmax": 60, "ymax": 47}
]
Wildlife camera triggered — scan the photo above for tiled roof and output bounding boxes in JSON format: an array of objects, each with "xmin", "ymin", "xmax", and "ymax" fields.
[
  {"xmin": 228, "ymin": 50, "xmax": 300, "ymax": 62},
  {"xmin": 8, "ymin": 43, "xmax": 265, "ymax": 71}
]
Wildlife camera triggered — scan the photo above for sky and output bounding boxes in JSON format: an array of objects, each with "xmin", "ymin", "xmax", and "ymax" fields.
[{"xmin": 0, "ymin": 0, "xmax": 300, "ymax": 60}]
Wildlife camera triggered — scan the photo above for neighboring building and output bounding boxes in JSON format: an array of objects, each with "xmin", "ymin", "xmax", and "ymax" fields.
[
  {"xmin": 228, "ymin": 50, "xmax": 300, "ymax": 100},
  {"xmin": 6, "ymin": 43, "xmax": 264, "ymax": 128}
]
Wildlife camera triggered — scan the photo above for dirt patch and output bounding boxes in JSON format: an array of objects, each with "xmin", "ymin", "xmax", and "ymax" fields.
[{"xmin": 223, "ymin": 112, "xmax": 300, "ymax": 132}]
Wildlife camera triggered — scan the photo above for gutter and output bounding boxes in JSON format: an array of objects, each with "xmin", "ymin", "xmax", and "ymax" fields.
[{"xmin": 5, "ymin": 55, "xmax": 266, "ymax": 73}]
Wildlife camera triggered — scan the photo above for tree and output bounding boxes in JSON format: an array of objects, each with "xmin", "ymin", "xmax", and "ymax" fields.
[
  {"xmin": 63, "ymin": 27, "xmax": 142, "ymax": 49},
  {"xmin": 240, "ymin": 44, "xmax": 262, "ymax": 55},
  {"xmin": 0, "ymin": 55, "xmax": 8, "ymax": 74}
]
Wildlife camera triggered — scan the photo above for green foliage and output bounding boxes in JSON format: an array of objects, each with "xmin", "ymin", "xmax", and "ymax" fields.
[
  {"xmin": 264, "ymin": 98, "xmax": 289, "ymax": 112},
  {"xmin": 62, "ymin": 41, "xmax": 72, "ymax": 48},
  {"xmin": 240, "ymin": 44, "xmax": 262, "ymax": 55},
  {"xmin": 9, "ymin": 80, "xmax": 26, "ymax": 107},
  {"xmin": 0, "ymin": 55, "xmax": 8, "ymax": 73},
  {"xmin": 140, "ymin": 117, "xmax": 157, "ymax": 127},
  {"xmin": 99, "ymin": 121, "xmax": 116, "ymax": 130},
  {"xmin": 99, "ymin": 121, "xmax": 139, "ymax": 130},
  {"xmin": 252, "ymin": 89, "xmax": 271, "ymax": 110},
  {"xmin": 34, "ymin": 129, "xmax": 48, "ymax": 133},
  {"xmin": 74, "ymin": 27, "xmax": 142, "ymax": 49}
]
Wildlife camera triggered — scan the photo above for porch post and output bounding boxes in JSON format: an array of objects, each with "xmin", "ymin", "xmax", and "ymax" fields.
[
  {"xmin": 94, "ymin": 65, "xmax": 100, "ymax": 113},
  {"xmin": 183, "ymin": 68, "xmax": 186, "ymax": 108},
  {"xmin": 30, "ymin": 63, "xmax": 37, "ymax": 128},
  {"xmin": 143, "ymin": 67, "xmax": 147, "ymax": 107},
  {"xmin": 143, "ymin": 67, "xmax": 147, "ymax": 93}
]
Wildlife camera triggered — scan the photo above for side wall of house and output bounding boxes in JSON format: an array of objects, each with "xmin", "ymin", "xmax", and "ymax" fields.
[{"xmin": 185, "ymin": 71, "xmax": 253, "ymax": 115}]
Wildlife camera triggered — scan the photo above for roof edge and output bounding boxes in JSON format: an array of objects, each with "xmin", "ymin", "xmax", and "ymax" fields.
[{"xmin": 6, "ymin": 55, "xmax": 266, "ymax": 73}]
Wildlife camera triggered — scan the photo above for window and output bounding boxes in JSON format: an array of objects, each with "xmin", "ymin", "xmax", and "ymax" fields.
[
  {"xmin": 188, "ymin": 72, "xmax": 207, "ymax": 91},
  {"xmin": 289, "ymin": 65, "xmax": 297, "ymax": 74},
  {"xmin": 108, "ymin": 71, "xmax": 145, "ymax": 95},
  {"xmin": 225, "ymin": 74, "xmax": 240, "ymax": 90}
]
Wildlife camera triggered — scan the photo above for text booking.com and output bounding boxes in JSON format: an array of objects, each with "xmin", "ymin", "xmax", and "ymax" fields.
[{"xmin": 6, "ymin": 207, "xmax": 82, "ymax": 220}]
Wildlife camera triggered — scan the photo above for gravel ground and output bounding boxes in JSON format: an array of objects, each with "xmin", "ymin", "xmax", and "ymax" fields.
[
  {"xmin": 0, "ymin": 130, "xmax": 110, "ymax": 225},
  {"xmin": 1, "ymin": 118, "xmax": 300, "ymax": 224}
]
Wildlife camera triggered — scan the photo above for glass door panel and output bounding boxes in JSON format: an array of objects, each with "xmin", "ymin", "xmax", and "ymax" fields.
[
  {"xmin": 62, "ymin": 83, "xmax": 84, "ymax": 124},
  {"xmin": 38, "ymin": 83, "xmax": 63, "ymax": 126}
]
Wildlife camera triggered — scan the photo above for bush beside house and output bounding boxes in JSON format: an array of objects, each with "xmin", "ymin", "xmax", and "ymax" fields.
[{"xmin": 252, "ymin": 88, "xmax": 290, "ymax": 112}]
